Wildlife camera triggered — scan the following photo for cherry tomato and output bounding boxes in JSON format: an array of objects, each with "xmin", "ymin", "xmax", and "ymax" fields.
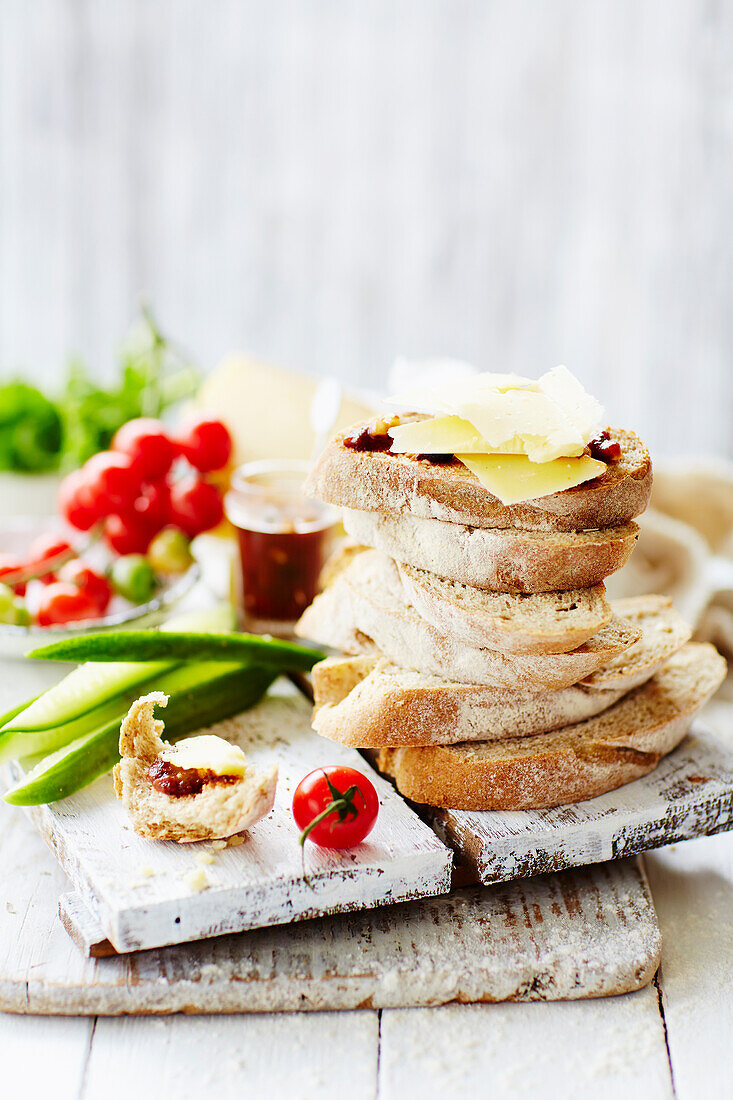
[
  {"xmin": 169, "ymin": 475, "xmax": 224, "ymax": 536},
  {"xmin": 83, "ymin": 451, "xmax": 139, "ymax": 512},
  {"xmin": 0, "ymin": 555, "xmax": 27, "ymax": 596},
  {"xmin": 58, "ymin": 560, "xmax": 112, "ymax": 613},
  {"xmin": 57, "ymin": 469, "xmax": 100, "ymax": 531},
  {"xmin": 113, "ymin": 418, "xmax": 178, "ymax": 480},
  {"xmin": 36, "ymin": 582, "xmax": 101, "ymax": 626},
  {"xmin": 27, "ymin": 533, "xmax": 73, "ymax": 569},
  {"xmin": 177, "ymin": 416, "xmax": 232, "ymax": 473},
  {"xmin": 292, "ymin": 767, "xmax": 379, "ymax": 849},
  {"xmin": 104, "ymin": 512, "xmax": 155, "ymax": 555},
  {"xmin": 133, "ymin": 479, "xmax": 171, "ymax": 532}
]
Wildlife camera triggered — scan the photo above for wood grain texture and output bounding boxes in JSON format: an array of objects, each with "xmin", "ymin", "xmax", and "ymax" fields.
[
  {"xmin": 5, "ymin": 683, "xmax": 451, "ymax": 953},
  {"xmin": 0, "ymin": 803, "xmax": 659, "ymax": 1013},
  {"xmin": 431, "ymin": 725, "xmax": 733, "ymax": 882},
  {"xmin": 1, "ymin": 2, "xmax": 732, "ymax": 460}
]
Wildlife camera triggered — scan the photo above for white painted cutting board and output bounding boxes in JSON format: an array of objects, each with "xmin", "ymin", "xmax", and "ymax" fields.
[
  {"xmin": 431, "ymin": 724, "xmax": 733, "ymax": 883},
  {"xmin": 0, "ymin": 803, "xmax": 660, "ymax": 1013},
  {"xmin": 5, "ymin": 682, "xmax": 451, "ymax": 953}
]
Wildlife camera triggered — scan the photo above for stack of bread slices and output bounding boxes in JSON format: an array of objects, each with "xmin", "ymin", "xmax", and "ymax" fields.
[{"xmin": 296, "ymin": 376, "xmax": 726, "ymax": 812}]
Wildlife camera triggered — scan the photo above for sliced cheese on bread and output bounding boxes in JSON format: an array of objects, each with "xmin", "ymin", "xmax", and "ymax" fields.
[
  {"xmin": 374, "ymin": 643, "xmax": 726, "ymax": 810},
  {"xmin": 341, "ymin": 509, "xmax": 639, "ymax": 593},
  {"xmin": 296, "ymin": 550, "xmax": 641, "ymax": 690},
  {"xmin": 396, "ymin": 562, "xmax": 613, "ymax": 654},
  {"xmin": 306, "ymin": 424, "xmax": 651, "ymax": 532},
  {"xmin": 457, "ymin": 453, "xmax": 606, "ymax": 506}
]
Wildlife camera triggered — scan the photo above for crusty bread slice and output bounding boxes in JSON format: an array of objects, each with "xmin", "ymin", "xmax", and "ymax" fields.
[
  {"xmin": 312, "ymin": 655, "xmax": 627, "ymax": 747},
  {"xmin": 113, "ymin": 693, "xmax": 278, "ymax": 843},
  {"xmin": 374, "ymin": 643, "xmax": 726, "ymax": 810},
  {"xmin": 307, "ymin": 423, "xmax": 652, "ymax": 532},
  {"xmin": 397, "ymin": 561, "xmax": 613, "ymax": 654},
  {"xmin": 296, "ymin": 550, "xmax": 641, "ymax": 690},
  {"xmin": 342, "ymin": 509, "xmax": 639, "ymax": 593},
  {"xmin": 583, "ymin": 595, "xmax": 692, "ymax": 690}
]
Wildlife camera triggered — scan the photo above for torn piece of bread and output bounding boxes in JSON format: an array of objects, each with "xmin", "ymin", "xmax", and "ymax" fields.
[
  {"xmin": 113, "ymin": 692, "xmax": 277, "ymax": 843},
  {"xmin": 374, "ymin": 643, "xmax": 726, "ymax": 810}
]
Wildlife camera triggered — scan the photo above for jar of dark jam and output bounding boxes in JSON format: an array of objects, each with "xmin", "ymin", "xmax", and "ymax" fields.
[{"xmin": 225, "ymin": 460, "xmax": 338, "ymax": 635}]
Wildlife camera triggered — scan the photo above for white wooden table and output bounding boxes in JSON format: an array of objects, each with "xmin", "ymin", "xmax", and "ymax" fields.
[{"xmin": 2, "ymin": 691, "xmax": 733, "ymax": 1097}]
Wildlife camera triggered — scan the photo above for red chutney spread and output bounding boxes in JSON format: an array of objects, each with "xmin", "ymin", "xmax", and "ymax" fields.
[
  {"xmin": 344, "ymin": 422, "xmax": 456, "ymax": 465},
  {"xmin": 588, "ymin": 430, "xmax": 622, "ymax": 463},
  {"xmin": 148, "ymin": 758, "xmax": 238, "ymax": 798}
]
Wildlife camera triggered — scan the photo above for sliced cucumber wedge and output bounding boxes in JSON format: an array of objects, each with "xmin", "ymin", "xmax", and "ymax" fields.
[
  {"xmin": 2, "ymin": 603, "xmax": 235, "ymax": 736},
  {"xmin": 4, "ymin": 663, "xmax": 276, "ymax": 806},
  {"xmin": 29, "ymin": 630, "xmax": 324, "ymax": 671}
]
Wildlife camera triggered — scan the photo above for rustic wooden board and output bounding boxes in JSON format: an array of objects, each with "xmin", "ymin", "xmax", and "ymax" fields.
[
  {"xmin": 431, "ymin": 725, "xmax": 733, "ymax": 884},
  {"xmin": 0, "ymin": 803, "xmax": 660, "ymax": 1013},
  {"xmin": 5, "ymin": 682, "xmax": 451, "ymax": 954}
]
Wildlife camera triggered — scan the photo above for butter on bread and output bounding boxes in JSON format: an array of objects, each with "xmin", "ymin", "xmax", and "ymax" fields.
[{"xmin": 113, "ymin": 692, "xmax": 277, "ymax": 843}]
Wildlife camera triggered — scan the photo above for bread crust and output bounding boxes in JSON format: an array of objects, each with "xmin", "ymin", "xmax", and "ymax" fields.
[
  {"xmin": 374, "ymin": 644, "xmax": 726, "ymax": 809},
  {"xmin": 113, "ymin": 693, "xmax": 277, "ymax": 843},
  {"xmin": 342, "ymin": 509, "xmax": 639, "ymax": 593},
  {"xmin": 307, "ymin": 424, "xmax": 652, "ymax": 532}
]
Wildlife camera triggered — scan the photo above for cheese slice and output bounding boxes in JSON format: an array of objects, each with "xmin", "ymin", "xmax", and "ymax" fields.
[
  {"xmin": 389, "ymin": 415, "xmax": 490, "ymax": 454},
  {"xmin": 457, "ymin": 452, "xmax": 607, "ymax": 505},
  {"xmin": 384, "ymin": 365, "xmax": 604, "ymax": 463},
  {"xmin": 159, "ymin": 735, "xmax": 248, "ymax": 777}
]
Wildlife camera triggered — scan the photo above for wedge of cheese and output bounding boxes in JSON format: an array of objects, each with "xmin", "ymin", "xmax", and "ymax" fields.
[{"xmin": 457, "ymin": 453, "xmax": 606, "ymax": 506}]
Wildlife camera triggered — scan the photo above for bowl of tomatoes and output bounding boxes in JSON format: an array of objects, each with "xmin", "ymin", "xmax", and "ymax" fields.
[{"xmin": 0, "ymin": 413, "xmax": 234, "ymax": 657}]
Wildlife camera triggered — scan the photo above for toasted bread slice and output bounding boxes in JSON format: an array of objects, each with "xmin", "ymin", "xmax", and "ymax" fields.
[
  {"xmin": 397, "ymin": 561, "xmax": 613, "ymax": 654},
  {"xmin": 342, "ymin": 509, "xmax": 639, "ymax": 593},
  {"xmin": 312, "ymin": 655, "xmax": 627, "ymax": 747},
  {"xmin": 583, "ymin": 595, "xmax": 691, "ymax": 690},
  {"xmin": 296, "ymin": 550, "xmax": 641, "ymax": 690},
  {"xmin": 374, "ymin": 643, "xmax": 726, "ymax": 809},
  {"xmin": 113, "ymin": 693, "xmax": 277, "ymax": 843},
  {"xmin": 307, "ymin": 424, "xmax": 652, "ymax": 532}
]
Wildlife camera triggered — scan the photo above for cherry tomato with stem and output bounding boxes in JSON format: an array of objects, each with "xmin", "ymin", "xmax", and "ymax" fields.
[
  {"xmin": 58, "ymin": 560, "xmax": 112, "ymax": 613},
  {"xmin": 177, "ymin": 416, "xmax": 232, "ymax": 473},
  {"xmin": 36, "ymin": 583, "xmax": 101, "ymax": 626},
  {"xmin": 113, "ymin": 418, "xmax": 178, "ymax": 481},
  {"xmin": 293, "ymin": 767, "xmax": 379, "ymax": 850},
  {"xmin": 169, "ymin": 475, "xmax": 224, "ymax": 537}
]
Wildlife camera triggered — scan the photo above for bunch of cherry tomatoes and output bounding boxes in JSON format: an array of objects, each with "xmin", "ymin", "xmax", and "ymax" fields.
[{"xmin": 0, "ymin": 414, "xmax": 233, "ymax": 628}]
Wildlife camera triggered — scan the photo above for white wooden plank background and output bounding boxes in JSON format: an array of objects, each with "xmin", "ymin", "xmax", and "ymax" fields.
[{"xmin": 1, "ymin": 1, "xmax": 733, "ymax": 459}]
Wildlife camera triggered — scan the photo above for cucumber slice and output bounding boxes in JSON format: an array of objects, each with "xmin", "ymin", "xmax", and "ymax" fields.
[
  {"xmin": 29, "ymin": 631, "xmax": 324, "ymax": 671},
  {"xmin": 4, "ymin": 663, "xmax": 276, "ymax": 806},
  {"xmin": 3, "ymin": 603, "xmax": 235, "ymax": 735}
]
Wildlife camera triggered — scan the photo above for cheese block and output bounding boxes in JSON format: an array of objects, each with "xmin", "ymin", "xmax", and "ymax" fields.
[
  {"xmin": 159, "ymin": 735, "xmax": 248, "ymax": 777},
  {"xmin": 389, "ymin": 415, "xmax": 491, "ymax": 455},
  {"xmin": 457, "ymin": 453, "xmax": 606, "ymax": 506}
]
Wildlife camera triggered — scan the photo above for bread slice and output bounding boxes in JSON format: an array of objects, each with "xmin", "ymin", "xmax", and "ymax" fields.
[
  {"xmin": 296, "ymin": 550, "xmax": 641, "ymax": 690},
  {"xmin": 307, "ymin": 423, "xmax": 652, "ymax": 532},
  {"xmin": 583, "ymin": 595, "xmax": 691, "ymax": 690},
  {"xmin": 113, "ymin": 693, "xmax": 278, "ymax": 843},
  {"xmin": 342, "ymin": 509, "xmax": 639, "ymax": 593},
  {"xmin": 397, "ymin": 561, "xmax": 613, "ymax": 654},
  {"xmin": 375, "ymin": 643, "xmax": 726, "ymax": 809},
  {"xmin": 312, "ymin": 655, "xmax": 627, "ymax": 747}
]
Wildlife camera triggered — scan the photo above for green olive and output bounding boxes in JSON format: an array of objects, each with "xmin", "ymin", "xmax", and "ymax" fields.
[
  {"xmin": 110, "ymin": 554, "xmax": 156, "ymax": 604},
  {"xmin": 147, "ymin": 527, "xmax": 193, "ymax": 574}
]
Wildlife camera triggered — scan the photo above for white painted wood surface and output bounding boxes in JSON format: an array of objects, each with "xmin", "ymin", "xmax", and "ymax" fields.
[
  {"xmin": 0, "ymin": 802, "xmax": 660, "ymax": 1011},
  {"xmin": 1, "ymin": 2, "xmax": 732, "ymax": 461},
  {"xmin": 434, "ymin": 722, "xmax": 733, "ymax": 882},
  {"xmin": 7, "ymin": 683, "xmax": 450, "ymax": 953}
]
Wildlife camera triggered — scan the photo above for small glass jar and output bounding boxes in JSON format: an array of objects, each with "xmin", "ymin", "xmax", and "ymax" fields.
[{"xmin": 225, "ymin": 460, "xmax": 338, "ymax": 635}]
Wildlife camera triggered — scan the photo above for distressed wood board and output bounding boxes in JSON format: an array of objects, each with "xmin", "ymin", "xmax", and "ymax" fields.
[
  {"xmin": 430, "ymin": 725, "xmax": 733, "ymax": 884},
  {"xmin": 0, "ymin": 803, "xmax": 660, "ymax": 1013},
  {"xmin": 4, "ymin": 682, "xmax": 451, "ymax": 954}
]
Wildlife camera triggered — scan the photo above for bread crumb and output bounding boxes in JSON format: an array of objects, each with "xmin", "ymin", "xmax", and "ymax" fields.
[
  {"xmin": 195, "ymin": 850, "xmax": 215, "ymax": 866},
  {"xmin": 184, "ymin": 867, "xmax": 211, "ymax": 893},
  {"xmin": 210, "ymin": 840, "xmax": 228, "ymax": 850},
  {"xmin": 138, "ymin": 865, "xmax": 155, "ymax": 878},
  {"xmin": 226, "ymin": 835, "xmax": 246, "ymax": 847}
]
